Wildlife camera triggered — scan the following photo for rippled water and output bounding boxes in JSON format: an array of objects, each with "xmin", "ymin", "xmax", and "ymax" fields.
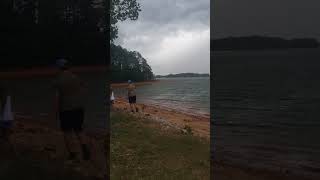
[
  {"xmin": 212, "ymin": 49, "xmax": 320, "ymax": 178},
  {"xmin": 114, "ymin": 77, "xmax": 210, "ymax": 116}
]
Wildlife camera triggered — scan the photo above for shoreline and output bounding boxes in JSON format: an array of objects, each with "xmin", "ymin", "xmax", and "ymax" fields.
[
  {"xmin": 0, "ymin": 65, "xmax": 107, "ymax": 79},
  {"xmin": 111, "ymin": 80, "xmax": 159, "ymax": 88},
  {"xmin": 138, "ymin": 100, "xmax": 210, "ymax": 119},
  {"xmin": 112, "ymin": 97, "xmax": 210, "ymax": 138}
]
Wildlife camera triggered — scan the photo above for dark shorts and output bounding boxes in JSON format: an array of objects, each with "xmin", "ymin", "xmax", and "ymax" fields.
[
  {"xmin": 128, "ymin": 96, "xmax": 136, "ymax": 104},
  {"xmin": 59, "ymin": 108, "xmax": 84, "ymax": 132}
]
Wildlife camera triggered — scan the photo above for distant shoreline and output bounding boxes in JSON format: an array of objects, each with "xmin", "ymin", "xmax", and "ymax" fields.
[
  {"xmin": 0, "ymin": 65, "xmax": 107, "ymax": 79},
  {"xmin": 156, "ymin": 73, "xmax": 210, "ymax": 78}
]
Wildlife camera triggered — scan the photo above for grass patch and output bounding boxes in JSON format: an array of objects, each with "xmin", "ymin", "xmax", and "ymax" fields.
[{"xmin": 110, "ymin": 112, "xmax": 210, "ymax": 180}]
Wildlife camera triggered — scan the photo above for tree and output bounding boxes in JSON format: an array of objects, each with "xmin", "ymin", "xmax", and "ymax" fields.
[
  {"xmin": 0, "ymin": 0, "xmax": 107, "ymax": 69},
  {"xmin": 110, "ymin": 0, "xmax": 141, "ymax": 42},
  {"xmin": 110, "ymin": 44, "xmax": 154, "ymax": 82}
]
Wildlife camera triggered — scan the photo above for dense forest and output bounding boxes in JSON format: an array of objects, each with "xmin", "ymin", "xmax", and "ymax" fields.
[
  {"xmin": 0, "ymin": 0, "xmax": 108, "ymax": 70},
  {"xmin": 111, "ymin": 44, "xmax": 154, "ymax": 82},
  {"xmin": 110, "ymin": 0, "xmax": 154, "ymax": 82},
  {"xmin": 1, "ymin": 0, "xmax": 154, "ymax": 82},
  {"xmin": 211, "ymin": 36, "xmax": 319, "ymax": 51},
  {"xmin": 156, "ymin": 73, "xmax": 209, "ymax": 78}
]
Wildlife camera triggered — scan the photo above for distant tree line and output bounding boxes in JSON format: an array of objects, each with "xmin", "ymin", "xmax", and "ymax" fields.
[
  {"xmin": 211, "ymin": 36, "xmax": 320, "ymax": 51},
  {"xmin": 156, "ymin": 73, "xmax": 210, "ymax": 78},
  {"xmin": 1, "ymin": 0, "xmax": 107, "ymax": 70},
  {"xmin": 111, "ymin": 44, "xmax": 154, "ymax": 83}
]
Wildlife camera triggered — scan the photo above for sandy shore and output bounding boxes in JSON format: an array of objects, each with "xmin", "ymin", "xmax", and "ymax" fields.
[
  {"xmin": 112, "ymin": 99, "xmax": 317, "ymax": 180},
  {"xmin": 0, "ymin": 65, "xmax": 107, "ymax": 79},
  {"xmin": 112, "ymin": 97, "xmax": 210, "ymax": 138}
]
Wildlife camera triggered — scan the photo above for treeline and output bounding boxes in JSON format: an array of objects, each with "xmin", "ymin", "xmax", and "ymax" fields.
[
  {"xmin": 0, "ymin": 0, "xmax": 107, "ymax": 70},
  {"xmin": 110, "ymin": 0, "xmax": 154, "ymax": 83},
  {"xmin": 111, "ymin": 44, "xmax": 154, "ymax": 83},
  {"xmin": 211, "ymin": 36, "xmax": 320, "ymax": 51},
  {"xmin": 156, "ymin": 73, "xmax": 209, "ymax": 78},
  {"xmin": 1, "ymin": 0, "xmax": 154, "ymax": 82}
]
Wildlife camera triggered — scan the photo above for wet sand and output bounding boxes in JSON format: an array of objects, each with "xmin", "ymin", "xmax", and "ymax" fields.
[{"xmin": 112, "ymin": 97, "xmax": 210, "ymax": 139}]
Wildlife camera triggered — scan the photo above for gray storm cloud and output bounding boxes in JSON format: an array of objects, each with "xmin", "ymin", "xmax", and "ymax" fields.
[{"xmin": 114, "ymin": 0, "xmax": 210, "ymax": 75}]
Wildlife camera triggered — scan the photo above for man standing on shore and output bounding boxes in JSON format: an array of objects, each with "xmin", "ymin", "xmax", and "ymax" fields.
[
  {"xmin": 127, "ymin": 80, "xmax": 138, "ymax": 113},
  {"xmin": 54, "ymin": 59, "xmax": 91, "ymax": 161}
]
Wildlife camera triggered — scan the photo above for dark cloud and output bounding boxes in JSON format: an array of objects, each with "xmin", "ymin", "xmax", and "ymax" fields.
[
  {"xmin": 212, "ymin": 0, "xmax": 320, "ymax": 39},
  {"xmin": 115, "ymin": 0, "xmax": 210, "ymax": 75}
]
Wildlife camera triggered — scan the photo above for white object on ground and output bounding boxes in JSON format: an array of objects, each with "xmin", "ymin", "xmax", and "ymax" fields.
[
  {"xmin": 2, "ymin": 96, "xmax": 14, "ymax": 121},
  {"xmin": 110, "ymin": 91, "xmax": 115, "ymax": 101}
]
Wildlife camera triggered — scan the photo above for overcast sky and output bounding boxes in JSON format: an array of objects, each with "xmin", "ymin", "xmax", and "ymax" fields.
[
  {"xmin": 114, "ymin": 0, "xmax": 210, "ymax": 75},
  {"xmin": 213, "ymin": 0, "xmax": 320, "ymax": 39}
]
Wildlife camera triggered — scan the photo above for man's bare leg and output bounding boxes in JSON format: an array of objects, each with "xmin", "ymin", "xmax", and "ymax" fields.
[
  {"xmin": 134, "ymin": 103, "xmax": 139, "ymax": 112},
  {"xmin": 129, "ymin": 103, "xmax": 134, "ymax": 112},
  {"xmin": 75, "ymin": 131, "xmax": 91, "ymax": 160},
  {"xmin": 63, "ymin": 131, "xmax": 76, "ymax": 160}
]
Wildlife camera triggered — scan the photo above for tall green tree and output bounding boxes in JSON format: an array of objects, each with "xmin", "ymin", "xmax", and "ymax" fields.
[
  {"xmin": 0, "ymin": 0, "xmax": 107, "ymax": 69},
  {"xmin": 110, "ymin": 0, "xmax": 141, "ymax": 42},
  {"xmin": 111, "ymin": 44, "xmax": 154, "ymax": 82}
]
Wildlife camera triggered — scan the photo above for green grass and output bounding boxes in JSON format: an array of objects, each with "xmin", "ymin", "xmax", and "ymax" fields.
[{"xmin": 110, "ymin": 112, "xmax": 210, "ymax": 180}]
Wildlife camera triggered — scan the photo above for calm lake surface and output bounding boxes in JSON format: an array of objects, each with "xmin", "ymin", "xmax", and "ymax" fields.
[
  {"xmin": 2, "ymin": 71, "xmax": 108, "ymax": 130},
  {"xmin": 114, "ymin": 77, "xmax": 210, "ymax": 116},
  {"xmin": 212, "ymin": 48, "xmax": 320, "ymax": 178}
]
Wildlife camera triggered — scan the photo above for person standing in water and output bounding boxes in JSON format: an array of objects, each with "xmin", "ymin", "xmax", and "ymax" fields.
[
  {"xmin": 53, "ymin": 58, "xmax": 91, "ymax": 161},
  {"xmin": 127, "ymin": 80, "xmax": 138, "ymax": 113}
]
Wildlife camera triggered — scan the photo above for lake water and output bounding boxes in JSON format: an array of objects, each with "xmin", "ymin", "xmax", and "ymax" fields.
[
  {"xmin": 2, "ymin": 71, "xmax": 108, "ymax": 130},
  {"xmin": 114, "ymin": 77, "xmax": 210, "ymax": 116},
  {"xmin": 212, "ymin": 48, "xmax": 320, "ymax": 178}
]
